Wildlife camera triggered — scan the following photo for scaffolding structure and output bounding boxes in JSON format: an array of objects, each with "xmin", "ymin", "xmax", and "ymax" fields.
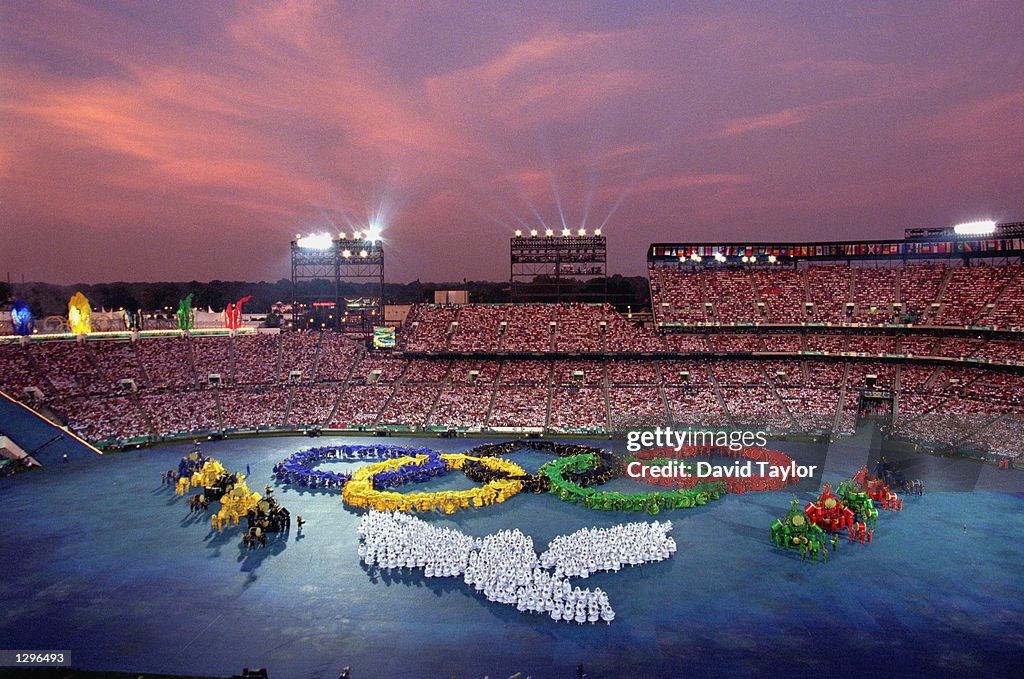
[
  {"xmin": 510, "ymin": 233, "xmax": 607, "ymax": 303},
  {"xmin": 290, "ymin": 235, "xmax": 384, "ymax": 336}
]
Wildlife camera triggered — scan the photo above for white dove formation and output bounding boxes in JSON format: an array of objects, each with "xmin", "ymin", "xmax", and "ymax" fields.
[{"xmin": 357, "ymin": 511, "xmax": 677, "ymax": 624}]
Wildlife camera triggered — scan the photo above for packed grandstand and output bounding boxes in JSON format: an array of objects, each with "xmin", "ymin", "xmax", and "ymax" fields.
[{"xmin": 3, "ymin": 250, "xmax": 1024, "ymax": 464}]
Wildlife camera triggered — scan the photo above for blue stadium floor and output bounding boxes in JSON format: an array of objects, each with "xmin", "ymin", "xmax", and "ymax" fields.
[{"xmin": 1, "ymin": 433, "xmax": 1022, "ymax": 678}]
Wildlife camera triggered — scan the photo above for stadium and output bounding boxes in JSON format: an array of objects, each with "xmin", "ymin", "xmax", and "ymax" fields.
[
  {"xmin": 4, "ymin": 2, "xmax": 1024, "ymax": 678},
  {"xmin": 2, "ymin": 219, "xmax": 1023, "ymax": 678}
]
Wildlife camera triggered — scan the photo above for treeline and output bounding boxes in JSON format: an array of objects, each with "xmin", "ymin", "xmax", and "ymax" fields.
[{"xmin": 6, "ymin": 276, "xmax": 651, "ymax": 317}]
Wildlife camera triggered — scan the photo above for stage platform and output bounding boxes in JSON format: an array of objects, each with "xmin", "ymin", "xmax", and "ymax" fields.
[{"xmin": 1, "ymin": 433, "xmax": 1022, "ymax": 678}]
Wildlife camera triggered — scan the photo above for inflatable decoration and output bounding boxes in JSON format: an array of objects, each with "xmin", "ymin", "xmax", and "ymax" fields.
[
  {"xmin": 770, "ymin": 497, "xmax": 830, "ymax": 562},
  {"xmin": 176, "ymin": 293, "xmax": 195, "ymax": 331},
  {"xmin": 224, "ymin": 295, "xmax": 253, "ymax": 330},
  {"xmin": 342, "ymin": 454, "xmax": 524, "ymax": 514},
  {"xmin": 803, "ymin": 482, "xmax": 856, "ymax": 533},
  {"xmin": 542, "ymin": 453, "xmax": 725, "ymax": 514},
  {"xmin": 630, "ymin": 445, "xmax": 802, "ymax": 494},
  {"xmin": 274, "ymin": 444, "xmax": 445, "ymax": 489},
  {"xmin": 68, "ymin": 292, "xmax": 92, "ymax": 334},
  {"xmin": 359, "ymin": 510, "xmax": 677, "ymax": 623},
  {"xmin": 848, "ymin": 465, "xmax": 912, "ymax": 512},
  {"xmin": 10, "ymin": 299, "xmax": 33, "ymax": 336}
]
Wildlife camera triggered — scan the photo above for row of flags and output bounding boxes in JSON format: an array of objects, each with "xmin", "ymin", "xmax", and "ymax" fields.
[{"xmin": 651, "ymin": 237, "xmax": 1024, "ymax": 260}]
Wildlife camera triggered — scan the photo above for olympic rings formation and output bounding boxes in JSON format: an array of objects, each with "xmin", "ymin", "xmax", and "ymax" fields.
[
  {"xmin": 342, "ymin": 454, "xmax": 526, "ymax": 514},
  {"xmin": 541, "ymin": 454, "xmax": 727, "ymax": 514},
  {"xmin": 276, "ymin": 441, "xmax": 739, "ymax": 515},
  {"xmin": 459, "ymin": 440, "xmax": 621, "ymax": 493},
  {"xmin": 273, "ymin": 444, "xmax": 442, "ymax": 490}
]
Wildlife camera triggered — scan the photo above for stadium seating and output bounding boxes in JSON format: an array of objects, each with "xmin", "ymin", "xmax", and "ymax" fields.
[{"xmin": 2, "ymin": 275, "xmax": 1024, "ymax": 461}]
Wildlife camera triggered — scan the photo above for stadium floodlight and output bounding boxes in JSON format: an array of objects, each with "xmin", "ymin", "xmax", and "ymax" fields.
[
  {"xmin": 366, "ymin": 225, "xmax": 382, "ymax": 242},
  {"xmin": 339, "ymin": 232, "xmax": 347, "ymax": 239},
  {"xmin": 561, "ymin": 228, "xmax": 571, "ymax": 237},
  {"xmin": 545, "ymin": 229, "xmax": 554, "ymax": 237},
  {"xmin": 530, "ymin": 229, "xmax": 538, "ymax": 237},
  {"xmin": 750, "ymin": 256, "xmax": 757, "ymax": 263},
  {"xmin": 953, "ymin": 219, "xmax": 996, "ymax": 236},
  {"xmin": 296, "ymin": 233, "xmax": 334, "ymax": 249},
  {"xmin": 594, "ymin": 229, "xmax": 602, "ymax": 236},
  {"xmin": 694, "ymin": 255, "xmax": 702, "ymax": 263},
  {"xmin": 768, "ymin": 255, "xmax": 777, "ymax": 263},
  {"xmin": 342, "ymin": 249, "xmax": 351, "ymax": 258},
  {"xmin": 578, "ymin": 228, "xmax": 586, "ymax": 236},
  {"xmin": 353, "ymin": 230, "xmax": 363, "ymax": 240},
  {"xmin": 742, "ymin": 255, "xmax": 749, "ymax": 263},
  {"xmin": 515, "ymin": 229, "xmax": 523, "ymax": 237},
  {"xmin": 359, "ymin": 249, "xmax": 368, "ymax": 258}
]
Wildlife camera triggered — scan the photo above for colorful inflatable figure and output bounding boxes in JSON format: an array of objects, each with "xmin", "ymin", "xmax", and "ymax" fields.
[
  {"xmin": 10, "ymin": 299, "xmax": 33, "ymax": 335},
  {"xmin": 770, "ymin": 497, "xmax": 828, "ymax": 563},
  {"xmin": 224, "ymin": 295, "xmax": 253, "ymax": 330},
  {"xmin": 836, "ymin": 480, "xmax": 880, "ymax": 527},
  {"xmin": 850, "ymin": 468, "xmax": 900, "ymax": 509},
  {"xmin": 68, "ymin": 292, "xmax": 92, "ymax": 334},
  {"xmin": 803, "ymin": 482, "xmax": 856, "ymax": 533},
  {"xmin": 176, "ymin": 293, "xmax": 195, "ymax": 331}
]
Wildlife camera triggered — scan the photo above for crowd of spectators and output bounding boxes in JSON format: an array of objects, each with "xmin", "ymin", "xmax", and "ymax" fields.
[
  {"xmin": 2, "ymin": 313, "xmax": 1024, "ymax": 457},
  {"xmin": 232, "ymin": 334, "xmax": 279, "ymax": 384},
  {"xmin": 449, "ymin": 305, "xmax": 504, "ymax": 352},
  {"xmin": 28, "ymin": 341, "xmax": 106, "ymax": 396},
  {"xmin": 502, "ymin": 305, "xmax": 554, "ymax": 352},
  {"xmin": 90, "ymin": 339, "xmax": 146, "ymax": 388},
  {"xmin": 280, "ymin": 332, "xmax": 321, "ymax": 382},
  {"xmin": 329, "ymin": 385, "xmax": 389, "ymax": 427},
  {"xmin": 219, "ymin": 386, "xmax": 289, "ymax": 429},
  {"xmin": 430, "ymin": 385, "xmax": 493, "ymax": 428},
  {"xmin": 136, "ymin": 337, "xmax": 194, "ymax": 389},
  {"xmin": 650, "ymin": 261, "xmax": 1024, "ymax": 330},
  {"xmin": 378, "ymin": 385, "xmax": 441, "ymax": 426},
  {"xmin": 851, "ymin": 267, "xmax": 898, "ymax": 323},
  {"xmin": 933, "ymin": 265, "xmax": 1015, "ymax": 326},
  {"xmin": 402, "ymin": 359, "xmax": 450, "ymax": 383},
  {"xmin": 649, "ymin": 268, "xmax": 709, "ymax": 325},
  {"xmin": 549, "ymin": 386, "xmax": 606, "ymax": 431},
  {"xmin": 140, "ymin": 390, "xmax": 219, "ymax": 434},
  {"xmin": 608, "ymin": 386, "xmax": 666, "ymax": 429},
  {"xmin": 899, "ymin": 263, "xmax": 947, "ymax": 320},
  {"xmin": 753, "ymin": 268, "xmax": 807, "ymax": 323},
  {"xmin": 57, "ymin": 395, "xmax": 151, "ymax": 442},
  {"xmin": 314, "ymin": 332, "xmax": 359, "ymax": 381},
  {"xmin": 664, "ymin": 385, "xmax": 729, "ymax": 427},
  {"xmin": 191, "ymin": 335, "xmax": 234, "ymax": 385},
  {"xmin": 707, "ymin": 333, "xmax": 763, "ymax": 352},
  {"xmin": 287, "ymin": 385, "xmax": 340, "ymax": 426},
  {"xmin": 488, "ymin": 384, "xmax": 548, "ymax": 428}
]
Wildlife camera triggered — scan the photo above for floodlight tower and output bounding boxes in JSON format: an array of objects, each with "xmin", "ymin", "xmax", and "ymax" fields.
[
  {"xmin": 290, "ymin": 232, "xmax": 384, "ymax": 336},
  {"xmin": 510, "ymin": 229, "xmax": 607, "ymax": 303}
]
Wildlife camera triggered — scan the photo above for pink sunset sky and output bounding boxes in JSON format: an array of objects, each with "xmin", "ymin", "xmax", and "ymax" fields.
[{"xmin": 1, "ymin": 1, "xmax": 1022, "ymax": 284}]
